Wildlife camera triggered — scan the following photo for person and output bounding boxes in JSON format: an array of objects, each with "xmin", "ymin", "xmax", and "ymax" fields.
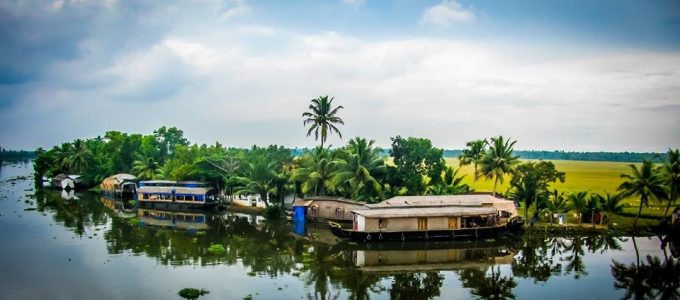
[{"xmin": 558, "ymin": 214, "xmax": 564, "ymax": 226}]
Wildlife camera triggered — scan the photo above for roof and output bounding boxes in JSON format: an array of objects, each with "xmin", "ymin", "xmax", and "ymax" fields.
[
  {"xmin": 352, "ymin": 206, "xmax": 497, "ymax": 218},
  {"xmin": 139, "ymin": 180, "xmax": 176, "ymax": 184},
  {"xmin": 103, "ymin": 173, "xmax": 136, "ymax": 184},
  {"xmin": 294, "ymin": 196, "xmax": 365, "ymax": 207},
  {"xmin": 52, "ymin": 173, "xmax": 69, "ymax": 181},
  {"xmin": 365, "ymin": 194, "xmax": 514, "ymax": 209}
]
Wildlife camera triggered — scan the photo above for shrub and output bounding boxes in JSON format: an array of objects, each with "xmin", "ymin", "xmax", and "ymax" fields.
[
  {"xmin": 207, "ymin": 243, "xmax": 225, "ymax": 255},
  {"xmin": 178, "ymin": 288, "xmax": 209, "ymax": 299}
]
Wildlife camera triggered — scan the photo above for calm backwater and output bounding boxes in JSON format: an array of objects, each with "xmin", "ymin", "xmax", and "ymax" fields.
[{"xmin": 0, "ymin": 162, "xmax": 677, "ymax": 299}]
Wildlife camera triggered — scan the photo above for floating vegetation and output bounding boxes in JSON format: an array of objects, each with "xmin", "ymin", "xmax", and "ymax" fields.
[
  {"xmin": 243, "ymin": 294, "xmax": 253, "ymax": 300},
  {"xmin": 177, "ymin": 288, "xmax": 209, "ymax": 300},
  {"xmin": 128, "ymin": 218, "xmax": 140, "ymax": 226},
  {"xmin": 207, "ymin": 243, "xmax": 225, "ymax": 255}
]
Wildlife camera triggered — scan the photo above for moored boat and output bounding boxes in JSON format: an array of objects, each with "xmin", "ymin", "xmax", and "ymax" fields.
[
  {"xmin": 137, "ymin": 180, "xmax": 218, "ymax": 209},
  {"xmin": 329, "ymin": 195, "xmax": 524, "ymax": 242},
  {"xmin": 100, "ymin": 173, "xmax": 137, "ymax": 200}
]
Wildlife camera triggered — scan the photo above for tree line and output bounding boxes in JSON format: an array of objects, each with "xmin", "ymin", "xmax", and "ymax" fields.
[{"xmin": 33, "ymin": 95, "xmax": 679, "ymax": 228}]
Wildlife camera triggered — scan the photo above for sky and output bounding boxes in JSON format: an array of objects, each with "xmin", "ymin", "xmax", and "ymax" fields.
[{"xmin": 1, "ymin": 0, "xmax": 679, "ymax": 152}]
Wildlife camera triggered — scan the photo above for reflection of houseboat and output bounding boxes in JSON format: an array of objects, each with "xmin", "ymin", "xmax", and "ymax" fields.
[
  {"xmin": 330, "ymin": 195, "xmax": 524, "ymax": 242},
  {"xmin": 138, "ymin": 208, "xmax": 210, "ymax": 231},
  {"xmin": 52, "ymin": 174, "xmax": 82, "ymax": 190},
  {"xmin": 60, "ymin": 189, "xmax": 78, "ymax": 200},
  {"xmin": 100, "ymin": 174, "xmax": 136, "ymax": 200},
  {"xmin": 292, "ymin": 197, "xmax": 366, "ymax": 223},
  {"xmin": 100, "ymin": 196, "xmax": 136, "ymax": 218},
  {"xmin": 352, "ymin": 243, "xmax": 515, "ymax": 272},
  {"xmin": 137, "ymin": 180, "xmax": 218, "ymax": 209}
]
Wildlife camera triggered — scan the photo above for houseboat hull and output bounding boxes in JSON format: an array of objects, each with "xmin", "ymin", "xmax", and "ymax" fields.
[{"xmin": 329, "ymin": 218, "xmax": 524, "ymax": 242}]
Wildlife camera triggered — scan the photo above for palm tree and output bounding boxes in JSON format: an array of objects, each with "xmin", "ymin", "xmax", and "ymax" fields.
[
  {"xmin": 660, "ymin": 149, "xmax": 680, "ymax": 218},
  {"xmin": 66, "ymin": 139, "xmax": 93, "ymax": 174},
  {"xmin": 479, "ymin": 136, "xmax": 520, "ymax": 197},
  {"xmin": 618, "ymin": 160, "xmax": 667, "ymax": 229},
  {"xmin": 587, "ymin": 193, "xmax": 603, "ymax": 226},
  {"xmin": 542, "ymin": 189, "xmax": 570, "ymax": 224},
  {"xmin": 568, "ymin": 191, "xmax": 588, "ymax": 224},
  {"xmin": 302, "ymin": 96, "xmax": 344, "ymax": 148},
  {"xmin": 600, "ymin": 192, "xmax": 625, "ymax": 227},
  {"xmin": 234, "ymin": 156, "xmax": 277, "ymax": 207},
  {"xmin": 458, "ymin": 139, "xmax": 486, "ymax": 190},
  {"xmin": 292, "ymin": 147, "xmax": 339, "ymax": 196},
  {"xmin": 132, "ymin": 155, "xmax": 162, "ymax": 180},
  {"xmin": 426, "ymin": 166, "xmax": 469, "ymax": 195},
  {"xmin": 332, "ymin": 137, "xmax": 386, "ymax": 201}
]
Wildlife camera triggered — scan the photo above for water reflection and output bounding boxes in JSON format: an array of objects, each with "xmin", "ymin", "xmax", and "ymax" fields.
[
  {"xmin": 611, "ymin": 237, "xmax": 680, "ymax": 300},
  {"xmin": 24, "ymin": 185, "xmax": 680, "ymax": 299}
]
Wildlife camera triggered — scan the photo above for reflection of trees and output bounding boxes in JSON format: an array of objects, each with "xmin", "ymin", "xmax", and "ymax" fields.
[
  {"xmin": 460, "ymin": 267, "xmax": 516, "ymax": 300},
  {"xmin": 33, "ymin": 188, "xmax": 108, "ymax": 236},
  {"xmin": 511, "ymin": 234, "xmax": 562, "ymax": 282},
  {"xmin": 389, "ymin": 272, "xmax": 444, "ymax": 300},
  {"xmin": 563, "ymin": 236, "xmax": 587, "ymax": 279},
  {"xmin": 611, "ymin": 237, "xmax": 680, "ymax": 300}
]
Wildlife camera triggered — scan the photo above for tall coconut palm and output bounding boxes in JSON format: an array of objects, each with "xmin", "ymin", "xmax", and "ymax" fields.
[
  {"xmin": 543, "ymin": 189, "xmax": 571, "ymax": 224},
  {"xmin": 660, "ymin": 148, "xmax": 680, "ymax": 218},
  {"xmin": 426, "ymin": 166, "xmax": 469, "ymax": 196},
  {"xmin": 458, "ymin": 139, "xmax": 486, "ymax": 190},
  {"xmin": 568, "ymin": 191, "xmax": 589, "ymax": 224},
  {"xmin": 618, "ymin": 160, "xmax": 667, "ymax": 229},
  {"xmin": 292, "ymin": 146, "xmax": 339, "ymax": 196},
  {"xmin": 66, "ymin": 139, "xmax": 93, "ymax": 174},
  {"xmin": 132, "ymin": 155, "xmax": 162, "ymax": 180},
  {"xmin": 332, "ymin": 137, "xmax": 386, "ymax": 201},
  {"xmin": 302, "ymin": 96, "xmax": 344, "ymax": 148},
  {"xmin": 587, "ymin": 193, "xmax": 603, "ymax": 226},
  {"xmin": 479, "ymin": 136, "xmax": 520, "ymax": 197},
  {"xmin": 601, "ymin": 192, "xmax": 625, "ymax": 227}
]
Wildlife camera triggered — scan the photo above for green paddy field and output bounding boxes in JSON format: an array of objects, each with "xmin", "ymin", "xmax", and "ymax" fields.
[{"xmin": 446, "ymin": 158, "xmax": 669, "ymax": 218}]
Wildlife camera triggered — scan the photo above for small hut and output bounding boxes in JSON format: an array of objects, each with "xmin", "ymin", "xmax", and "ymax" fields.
[
  {"xmin": 292, "ymin": 196, "xmax": 366, "ymax": 223},
  {"xmin": 52, "ymin": 174, "xmax": 81, "ymax": 190}
]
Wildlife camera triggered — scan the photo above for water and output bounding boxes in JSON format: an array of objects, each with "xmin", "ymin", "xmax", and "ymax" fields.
[{"xmin": 0, "ymin": 162, "xmax": 677, "ymax": 300}]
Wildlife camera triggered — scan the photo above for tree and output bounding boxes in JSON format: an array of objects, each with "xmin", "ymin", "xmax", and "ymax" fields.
[
  {"xmin": 302, "ymin": 96, "xmax": 344, "ymax": 148},
  {"xmin": 427, "ymin": 166, "xmax": 470, "ymax": 195},
  {"xmin": 660, "ymin": 149, "xmax": 680, "ymax": 218},
  {"xmin": 568, "ymin": 191, "xmax": 588, "ymax": 224},
  {"xmin": 389, "ymin": 136, "xmax": 446, "ymax": 195},
  {"xmin": 132, "ymin": 155, "xmax": 162, "ymax": 180},
  {"xmin": 292, "ymin": 146, "xmax": 339, "ymax": 196},
  {"xmin": 587, "ymin": 193, "xmax": 603, "ymax": 225},
  {"xmin": 600, "ymin": 192, "xmax": 625, "ymax": 227},
  {"xmin": 542, "ymin": 189, "xmax": 570, "ymax": 224},
  {"xmin": 509, "ymin": 161, "xmax": 565, "ymax": 219},
  {"xmin": 154, "ymin": 126, "xmax": 189, "ymax": 158},
  {"xmin": 480, "ymin": 136, "xmax": 520, "ymax": 197},
  {"xmin": 332, "ymin": 137, "xmax": 386, "ymax": 201},
  {"xmin": 460, "ymin": 267, "xmax": 517, "ymax": 300},
  {"xmin": 618, "ymin": 160, "xmax": 667, "ymax": 229},
  {"xmin": 66, "ymin": 139, "xmax": 94, "ymax": 174},
  {"xmin": 234, "ymin": 155, "xmax": 277, "ymax": 207},
  {"xmin": 458, "ymin": 139, "xmax": 486, "ymax": 190}
]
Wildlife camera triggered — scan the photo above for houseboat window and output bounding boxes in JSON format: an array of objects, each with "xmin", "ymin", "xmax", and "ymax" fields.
[
  {"xmin": 335, "ymin": 207, "xmax": 344, "ymax": 218},
  {"xmin": 417, "ymin": 218, "xmax": 427, "ymax": 230},
  {"xmin": 448, "ymin": 217, "xmax": 457, "ymax": 229},
  {"xmin": 310, "ymin": 206, "xmax": 318, "ymax": 217},
  {"xmin": 378, "ymin": 218, "xmax": 387, "ymax": 229},
  {"xmin": 143, "ymin": 193, "xmax": 149, "ymax": 200}
]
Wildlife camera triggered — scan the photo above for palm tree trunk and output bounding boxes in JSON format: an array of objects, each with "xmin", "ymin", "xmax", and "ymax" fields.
[
  {"xmin": 473, "ymin": 164, "xmax": 478, "ymax": 190},
  {"xmin": 492, "ymin": 176, "xmax": 498, "ymax": 197},
  {"xmin": 634, "ymin": 196, "xmax": 644, "ymax": 230},
  {"xmin": 663, "ymin": 191, "xmax": 675, "ymax": 218}
]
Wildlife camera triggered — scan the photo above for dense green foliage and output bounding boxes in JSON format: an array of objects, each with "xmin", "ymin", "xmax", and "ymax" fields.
[
  {"xmin": 389, "ymin": 136, "xmax": 447, "ymax": 196},
  {"xmin": 446, "ymin": 150, "xmax": 665, "ymax": 163}
]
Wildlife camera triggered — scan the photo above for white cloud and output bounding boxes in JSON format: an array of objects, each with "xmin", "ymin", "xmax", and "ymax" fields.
[
  {"xmin": 220, "ymin": 0, "xmax": 250, "ymax": 20},
  {"xmin": 421, "ymin": 0, "xmax": 475, "ymax": 27}
]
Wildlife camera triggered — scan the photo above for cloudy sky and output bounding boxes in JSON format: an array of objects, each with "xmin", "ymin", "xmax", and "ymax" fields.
[{"xmin": 1, "ymin": 0, "xmax": 679, "ymax": 152}]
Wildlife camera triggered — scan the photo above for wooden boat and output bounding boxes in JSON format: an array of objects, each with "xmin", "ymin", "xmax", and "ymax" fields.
[
  {"xmin": 291, "ymin": 196, "xmax": 366, "ymax": 224},
  {"xmin": 329, "ymin": 205, "xmax": 524, "ymax": 242},
  {"xmin": 137, "ymin": 180, "xmax": 218, "ymax": 209}
]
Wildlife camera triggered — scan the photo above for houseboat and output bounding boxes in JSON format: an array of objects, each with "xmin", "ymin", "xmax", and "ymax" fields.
[
  {"xmin": 329, "ymin": 195, "xmax": 524, "ymax": 242},
  {"xmin": 137, "ymin": 180, "xmax": 218, "ymax": 209},
  {"xmin": 292, "ymin": 196, "xmax": 366, "ymax": 223},
  {"xmin": 100, "ymin": 173, "xmax": 137, "ymax": 200},
  {"xmin": 230, "ymin": 194, "xmax": 267, "ymax": 209},
  {"xmin": 52, "ymin": 174, "xmax": 82, "ymax": 190}
]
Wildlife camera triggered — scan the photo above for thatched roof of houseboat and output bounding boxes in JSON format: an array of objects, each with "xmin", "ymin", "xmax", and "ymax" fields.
[
  {"xmin": 365, "ymin": 194, "xmax": 514, "ymax": 209},
  {"xmin": 102, "ymin": 173, "xmax": 136, "ymax": 185},
  {"xmin": 293, "ymin": 196, "xmax": 365, "ymax": 207},
  {"xmin": 352, "ymin": 206, "xmax": 497, "ymax": 218}
]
